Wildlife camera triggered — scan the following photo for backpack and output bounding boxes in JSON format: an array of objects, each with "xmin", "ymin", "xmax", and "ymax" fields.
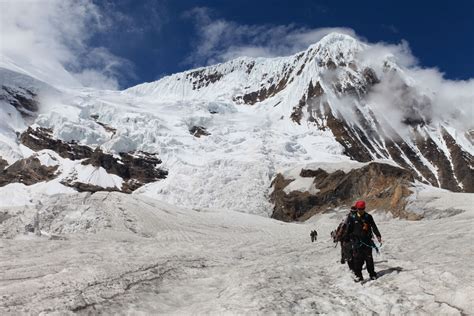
[{"xmin": 334, "ymin": 220, "xmax": 346, "ymax": 242}]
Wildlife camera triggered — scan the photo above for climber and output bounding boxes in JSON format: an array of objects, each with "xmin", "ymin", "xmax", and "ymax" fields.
[
  {"xmin": 310, "ymin": 230, "xmax": 318, "ymax": 242},
  {"xmin": 333, "ymin": 205, "xmax": 357, "ymax": 272},
  {"xmin": 344, "ymin": 200, "xmax": 382, "ymax": 282}
]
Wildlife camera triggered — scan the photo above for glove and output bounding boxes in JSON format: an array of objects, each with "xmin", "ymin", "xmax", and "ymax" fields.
[{"xmin": 377, "ymin": 236, "xmax": 382, "ymax": 243}]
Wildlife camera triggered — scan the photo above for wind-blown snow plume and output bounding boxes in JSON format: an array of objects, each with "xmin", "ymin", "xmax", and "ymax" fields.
[
  {"xmin": 360, "ymin": 44, "xmax": 474, "ymax": 133},
  {"xmin": 0, "ymin": 0, "xmax": 130, "ymax": 89}
]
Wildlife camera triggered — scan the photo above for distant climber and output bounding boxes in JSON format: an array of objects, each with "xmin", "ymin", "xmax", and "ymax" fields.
[
  {"xmin": 310, "ymin": 230, "xmax": 318, "ymax": 242},
  {"xmin": 343, "ymin": 200, "xmax": 382, "ymax": 282}
]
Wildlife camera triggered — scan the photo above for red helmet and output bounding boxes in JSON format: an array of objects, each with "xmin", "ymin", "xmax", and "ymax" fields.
[{"xmin": 354, "ymin": 200, "xmax": 366, "ymax": 210}]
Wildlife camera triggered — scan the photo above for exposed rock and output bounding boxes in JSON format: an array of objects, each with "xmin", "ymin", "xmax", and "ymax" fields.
[
  {"xmin": 77, "ymin": 148, "xmax": 168, "ymax": 193},
  {"xmin": 326, "ymin": 59, "xmax": 337, "ymax": 70},
  {"xmin": 246, "ymin": 61, "xmax": 255, "ymax": 74},
  {"xmin": 18, "ymin": 127, "xmax": 167, "ymax": 193},
  {"xmin": 466, "ymin": 130, "xmax": 474, "ymax": 145},
  {"xmin": 323, "ymin": 103, "xmax": 373, "ymax": 162},
  {"xmin": 0, "ymin": 156, "xmax": 7, "ymax": 171},
  {"xmin": 442, "ymin": 128, "xmax": 474, "ymax": 192},
  {"xmin": 90, "ymin": 115, "xmax": 117, "ymax": 135},
  {"xmin": 414, "ymin": 130, "xmax": 460, "ymax": 191},
  {"xmin": 362, "ymin": 68, "xmax": 379, "ymax": 86},
  {"xmin": 0, "ymin": 156, "xmax": 58, "ymax": 187},
  {"xmin": 291, "ymin": 81, "xmax": 325, "ymax": 125},
  {"xmin": 20, "ymin": 127, "xmax": 93, "ymax": 160},
  {"xmin": 0, "ymin": 85, "xmax": 39, "ymax": 118},
  {"xmin": 239, "ymin": 73, "xmax": 291, "ymax": 105},
  {"xmin": 402, "ymin": 117, "xmax": 426, "ymax": 127},
  {"xmin": 307, "ymin": 81, "xmax": 324, "ymax": 99},
  {"xmin": 187, "ymin": 69, "xmax": 224, "ymax": 90},
  {"xmin": 63, "ymin": 182, "xmax": 119, "ymax": 193},
  {"xmin": 189, "ymin": 126, "xmax": 210, "ymax": 138},
  {"xmin": 290, "ymin": 97, "xmax": 306, "ymax": 124},
  {"xmin": 270, "ymin": 162, "xmax": 415, "ymax": 222}
]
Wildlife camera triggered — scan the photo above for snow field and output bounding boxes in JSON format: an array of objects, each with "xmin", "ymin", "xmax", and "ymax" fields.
[{"xmin": 0, "ymin": 189, "xmax": 472, "ymax": 314}]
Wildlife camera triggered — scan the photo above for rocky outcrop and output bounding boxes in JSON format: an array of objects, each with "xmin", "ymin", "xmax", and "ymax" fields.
[
  {"xmin": 270, "ymin": 162, "xmax": 415, "ymax": 222},
  {"xmin": 291, "ymin": 81, "xmax": 325, "ymax": 124},
  {"xmin": 189, "ymin": 126, "xmax": 210, "ymax": 138},
  {"xmin": 0, "ymin": 156, "xmax": 58, "ymax": 187},
  {"xmin": 90, "ymin": 114, "xmax": 117, "ymax": 135},
  {"xmin": 442, "ymin": 128, "xmax": 474, "ymax": 192},
  {"xmin": 79, "ymin": 148, "xmax": 168, "ymax": 192},
  {"xmin": 239, "ymin": 74, "xmax": 292, "ymax": 105},
  {"xmin": 20, "ymin": 127, "xmax": 93, "ymax": 160},
  {"xmin": 0, "ymin": 156, "xmax": 7, "ymax": 171},
  {"xmin": 187, "ymin": 69, "xmax": 224, "ymax": 90},
  {"xmin": 15, "ymin": 127, "xmax": 168, "ymax": 193},
  {"xmin": 0, "ymin": 85, "xmax": 39, "ymax": 118}
]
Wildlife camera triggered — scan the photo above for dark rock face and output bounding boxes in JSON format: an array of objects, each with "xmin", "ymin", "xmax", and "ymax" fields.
[
  {"xmin": 187, "ymin": 69, "xmax": 224, "ymax": 90},
  {"xmin": 189, "ymin": 126, "xmax": 210, "ymax": 138},
  {"xmin": 79, "ymin": 148, "xmax": 168, "ymax": 192},
  {"xmin": 0, "ymin": 157, "xmax": 58, "ymax": 187},
  {"xmin": 442, "ymin": 128, "xmax": 474, "ymax": 192},
  {"xmin": 290, "ymin": 97, "xmax": 306, "ymax": 124},
  {"xmin": 238, "ymin": 75, "xmax": 291, "ymax": 105},
  {"xmin": 16, "ymin": 127, "xmax": 167, "ymax": 193},
  {"xmin": 90, "ymin": 115, "xmax": 116, "ymax": 135},
  {"xmin": 270, "ymin": 162, "xmax": 415, "ymax": 222},
  {"xmin": 20, "ymin": 127, "xmax": 93, "ymax": 160},
  {"xmin": 0, "ymin": 156, "xmax": 7, "ymax": 171},
  {"xmin": 63, "ymin": 182, "xmax": 119, "ymax": 193},
  {"xmin": 0, "ymin": 85, "xmax": 39, "ymax": 118},
  {"xmin": 291, "ymin": 81, "xmax": 324, "ymax": 124}
]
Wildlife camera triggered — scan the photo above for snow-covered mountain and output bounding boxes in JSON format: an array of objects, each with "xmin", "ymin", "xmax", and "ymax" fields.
[
  {"xmin": 128, "ymin": 33, "xmax": 473, "ymax": 193},
  {"xmin": 0, "ymin": 32, "xmax": 472, "ymax": 217},
  {"xmin": 0, "ymin": 33, "xmax": 474, "ymax": 214}
]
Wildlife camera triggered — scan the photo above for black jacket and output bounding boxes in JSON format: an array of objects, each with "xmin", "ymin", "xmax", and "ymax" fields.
[{"xmin": 344, "ymin": 211, "xmax": 381, "ymax": 243}]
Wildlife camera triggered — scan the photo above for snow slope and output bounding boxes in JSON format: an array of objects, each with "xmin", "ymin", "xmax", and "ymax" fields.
[{"xmin": 0, "ymin": 188, "xmax": 472, "ymax": 314}]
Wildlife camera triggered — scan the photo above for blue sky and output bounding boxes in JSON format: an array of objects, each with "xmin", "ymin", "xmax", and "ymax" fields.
[
  {"xmin": 88, "ymin": 0, "xmax": 474, "ymax": 88},
  {"xmin": 1, "ymin": 0, "xmax": 472, "ymax": 89}
]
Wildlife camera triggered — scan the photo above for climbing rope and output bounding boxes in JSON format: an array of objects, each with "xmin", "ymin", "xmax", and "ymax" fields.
[{"xmin": 359, "ymin": 240, "xmax": 382, "ymax": 254}]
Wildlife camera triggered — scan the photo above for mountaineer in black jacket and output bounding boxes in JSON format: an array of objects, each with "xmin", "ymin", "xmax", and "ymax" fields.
[{"xmin": 344, "ymin": 200, "xmax": 382, "ymax": 282}]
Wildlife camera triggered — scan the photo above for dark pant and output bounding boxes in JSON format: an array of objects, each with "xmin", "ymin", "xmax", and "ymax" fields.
[
  {"xmin": 353, "ymin": 243, "xmax": 376, "ymax": 278},
  {"xmin": 341, "ymin": 241, "xmax": 354, "ymax": 271}
]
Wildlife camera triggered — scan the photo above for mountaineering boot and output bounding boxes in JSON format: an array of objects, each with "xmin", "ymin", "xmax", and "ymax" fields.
[
  {"xmin": 340, "ymin": 258, "xmax": 345, "ymax": 264},
  {"xmin": 354, "ymin": 275, "xmax": 364, "ymax": 283},
  {"xmin": 370, "ymin": 273, "xmax": 378, "ymax": 280}
]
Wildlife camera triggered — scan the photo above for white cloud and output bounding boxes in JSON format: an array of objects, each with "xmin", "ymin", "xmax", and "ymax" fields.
[
  {"xmin": 359, "ymin": 44, "xmax": 474, "ymax": 133},
  {"xmin": 184, "ymin": 7, "xmax": 358, "ymax": 66},
  {"xmin": 0, "ymin": 0, "xmax": 130, "ymax": 89}
]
